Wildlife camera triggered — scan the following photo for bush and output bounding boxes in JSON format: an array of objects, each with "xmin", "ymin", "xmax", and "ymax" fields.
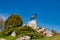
[
  {"xmin": 1, "ymin": 14, "xmax": 23, "ymax": 37},
  {"xmin": 0, "ymin": 27, "xmax": 14, "ymax": 37},
  {"xmin": 4, "ymin": 14, "xmax": 23, "ymax": 29},
  {"xmin": 15, "ymin": 26, "xmax": 43, "ymax": 39}
]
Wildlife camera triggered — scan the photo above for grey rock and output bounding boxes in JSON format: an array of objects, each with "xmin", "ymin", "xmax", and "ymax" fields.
[{"xmin": 16, "ymin": 35, "xmax": 31, "ymax": 40}]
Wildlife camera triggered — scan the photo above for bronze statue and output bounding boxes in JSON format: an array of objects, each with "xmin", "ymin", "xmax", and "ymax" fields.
[{"xmin": 30, "ymin": 13, "xmax": 37, "ymax": 20}]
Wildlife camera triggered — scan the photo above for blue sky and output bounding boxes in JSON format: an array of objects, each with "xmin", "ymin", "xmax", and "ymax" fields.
[{"xmin": 0, "ymin": 0, "xmax": 60, "ymax": 33}]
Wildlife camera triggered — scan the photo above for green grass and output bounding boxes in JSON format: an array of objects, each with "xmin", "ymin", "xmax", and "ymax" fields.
[
  {"xmin": 1, "ymin": 35, "xmax": 59, "ymax": 40},
  {"xmin": 32, "ymin": 35, "xmax": 60, "ymax": 40},
  {"xmin": 5, "ymin": 36, "xmax": 16, "ymax": 40},
  {"xmin": 0, "ymin": 35, "xmax": 60, "ymax": 40},
  {"xmin": 0, "ymin": 36, "xmax": 16, "ymax": 40}
]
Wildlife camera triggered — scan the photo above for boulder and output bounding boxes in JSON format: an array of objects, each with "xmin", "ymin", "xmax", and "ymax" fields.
[
  {"xmin": 0, "ymin": 38, "xmax": 6, "ymax": 40},
  {"xmin": 11, "ymin": 31, "xmax": 16, "ymax": 37},
  {"xmin": 37, "ymin": 27, "xmax": 45, "ymax": 33},
  {"xmin": 43, "ymin": 30, "xmax": 53, "ymax": 37},
  {"xmin": 16, "ymin": 35, "xmax": 31, "ymax": 40},
  {"xmin": 27, "ymin": 20, "xmax": 36, "ymax": 29},
  {"xmin": 36, "ymin": 27, "xmax": 45, "ymax": 35}
]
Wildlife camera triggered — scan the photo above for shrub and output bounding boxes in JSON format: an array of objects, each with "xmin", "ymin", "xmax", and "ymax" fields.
[
  {"xmin": 15, "ymin": 26, "xmax": 43, "ymax": 39},
  {"xmin": 0, "ymin": 27, "xmax": 13, "ymax": 37},
  {"xmin": 4, "ymin": 14, "xmax": 23, "ymax": 29},
  {"xmin": 1, "ymin": 14, "xmax": 23, "ymax": 37}
]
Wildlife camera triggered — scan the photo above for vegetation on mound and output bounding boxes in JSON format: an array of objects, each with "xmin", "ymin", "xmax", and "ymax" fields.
[
  {"xmin": 0, "ymin": 14, "xmax": 43, "ymax": 39},
  {"xmin": 15, "ymin": 26, "xmax": 43, "ymax": 39},
  {"xmin": 0, "ymin": 26, "xmax": 43, "ymax": 39},
  {"xmin": 0, "ymin": 14, "xmax": 59, "ymax": 40}
]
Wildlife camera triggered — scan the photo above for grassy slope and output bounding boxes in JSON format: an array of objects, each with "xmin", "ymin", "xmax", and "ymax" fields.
[
  {"xmin": 0, "ymin": 35, "xmax": 60, "ymax": 40},
  {"xmin": 32, "ymin": 35, "xmax": 60, "ymax": 40},
  {"xmin": 0, "ymin": 36, "xmax": 16, "ymax": 40}
]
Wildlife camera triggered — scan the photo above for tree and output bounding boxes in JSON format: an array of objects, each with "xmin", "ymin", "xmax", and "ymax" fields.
[{"xmin": 5, "ymin": 14, "xmax": 23, "ymax": 28}]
